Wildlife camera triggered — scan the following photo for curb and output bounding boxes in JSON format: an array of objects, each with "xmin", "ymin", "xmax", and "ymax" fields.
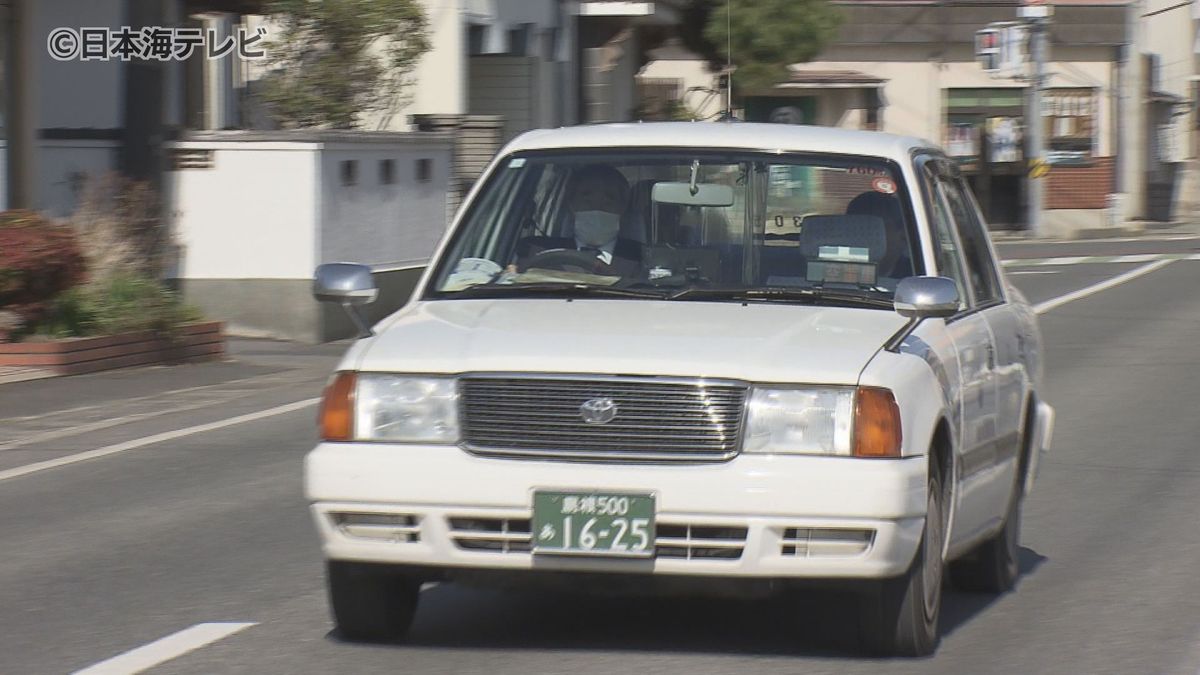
[{"xmin": 0, "ymin": 367, "xmax": 57, "ymax": 385}]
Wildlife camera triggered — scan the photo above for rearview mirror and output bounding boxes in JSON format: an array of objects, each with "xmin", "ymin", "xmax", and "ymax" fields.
[
  {"xmin": 314, "ymin": 263, "xmax": 378, "ymax": 338},
  {"xmin": 651, "ymin": 182, "xmax": 735, "ymax": 207},
  {"xmin": 894, "ymin": 276, "xmax": 960, "ymax": 319}
]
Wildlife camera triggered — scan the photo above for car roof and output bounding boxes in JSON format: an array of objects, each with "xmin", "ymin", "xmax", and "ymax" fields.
[{"xmin": 502, "ymin": 122, "xmax": 937, "ymax": 163}]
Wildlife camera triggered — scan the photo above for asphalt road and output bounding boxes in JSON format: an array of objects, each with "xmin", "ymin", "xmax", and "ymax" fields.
[{"xmin": 3, "ymin": 236, "xmax": 1200, "ymax": 674}]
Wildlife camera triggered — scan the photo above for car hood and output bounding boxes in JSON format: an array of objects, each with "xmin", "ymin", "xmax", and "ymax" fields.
[{"xmin": 354, "ymin": 299, "xmax": 909, "ymax": 385}]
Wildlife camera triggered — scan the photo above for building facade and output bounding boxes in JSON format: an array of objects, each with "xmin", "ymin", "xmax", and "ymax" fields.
[{"xmin": 745, "ymin": 0, "xmax": 1197, "ymax": 231}]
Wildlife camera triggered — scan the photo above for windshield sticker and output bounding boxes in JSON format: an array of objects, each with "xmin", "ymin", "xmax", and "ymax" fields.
[
  {"xmin": 508, "ymin": 158, "xmax": 527, "ymax": 168},
  {"xmin": 847, "ymin": 166, "xmax": 888, "ymax": 176},
  {"xmin": 872, "ymin": 176, "xmax": 897, "ymax": 194},
  {"xmin": 819, "ymin": 246, "xmax": 871, "ymax": 262}
]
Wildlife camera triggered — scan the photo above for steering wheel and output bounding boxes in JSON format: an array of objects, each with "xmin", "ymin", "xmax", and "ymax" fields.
[{"xmin": 523, "ymin": 248, "xmax": 617, "ymax": 275}]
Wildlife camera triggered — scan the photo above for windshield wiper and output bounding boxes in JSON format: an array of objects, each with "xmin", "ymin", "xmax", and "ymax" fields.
[
  {"xmin": 666, "ymin": 286, "xmax": 894, "ymax": 309},
  {"xmin": 441, "ymin": 282, "xmax": 669, "ymax": 300}
]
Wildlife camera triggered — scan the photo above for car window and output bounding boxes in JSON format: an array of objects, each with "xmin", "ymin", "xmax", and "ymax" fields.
[
  {"xmin": 921, "ymin": 163, "xmax": 970, "ymax": 311},
  {"xmin": 938, "ymin": 172, "xmax": 1003, "ymax": 305}
]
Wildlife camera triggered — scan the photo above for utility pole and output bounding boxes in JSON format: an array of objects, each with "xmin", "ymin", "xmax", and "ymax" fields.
[
  {"xmin": 4, "ymin": 0, "xmax": 37, "ymax": 209},
  {"xmin": 1020, "ymin": 3, "xmax": 1051, "ymax": 236}
]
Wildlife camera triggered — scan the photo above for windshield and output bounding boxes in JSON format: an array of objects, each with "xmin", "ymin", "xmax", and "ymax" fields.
[{"xmin": 426, "ymin": 150, "xmax": 919, "ymax": 304}]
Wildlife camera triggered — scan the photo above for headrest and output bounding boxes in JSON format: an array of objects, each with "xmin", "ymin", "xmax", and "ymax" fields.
[{"xmin": 797, "ymin": 215, "xmax": 887, "ymax": 263}]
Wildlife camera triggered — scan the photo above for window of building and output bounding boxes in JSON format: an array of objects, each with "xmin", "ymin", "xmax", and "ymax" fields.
[
  {"xmin": 1043, "ymin": 87, "xmax": 1097, "ymax": 165},
  {"xmin": 416, "ymin": 158, "xmax": 432, "ymax": 183},
  {"xmin": 468, "ymin": 24, "xmax": 488, "ymax": 55},
  {"xmin": 340, "ymin": 160, "xmax": 358, "ymax": 187},
  {"xmin": 507, "ymin": 23, "xmax": 532, "ymax": 56},
  {"xmin": 380, "ymin": 159, "xmax": 395, "ymax": 185}
]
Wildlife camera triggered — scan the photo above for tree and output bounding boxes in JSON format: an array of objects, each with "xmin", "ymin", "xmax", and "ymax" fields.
[
  {"xmin": 262, "ymin": 0, "xmax": 431, "ymax": 129},
  {"xmin": 681, "ymin": 0, "xmax": 842, "ymax": 100}
]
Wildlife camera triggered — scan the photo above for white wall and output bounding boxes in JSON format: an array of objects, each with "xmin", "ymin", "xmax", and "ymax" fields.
[
  {"xmin": 169, "ymin": 142, "xmax": 320, "ymax": 279},
  {"xmin": 37, "ymin": 141, "xmax": 120, "ymax": 218},
  {"xmin": 367, "ymin": 0, "xmax": 468, "ymax": 129},
  {"xmin": 637, "ymin": 59, "xmax": 723, "ymax": 120},
  {"xmin": 1147, "ymin": 0, "xmax": 1195, "ymax": 158},
  {"xmin": 319, "ymin": 142, "xmax": 452, "ymax": 268},
  {"xmin": 34, "ymin": 0, "xmax": 124, "ymax": 130}
]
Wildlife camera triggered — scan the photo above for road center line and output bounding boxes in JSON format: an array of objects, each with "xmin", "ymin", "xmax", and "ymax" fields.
[
  {"xmin": 1034, "ymin": 259, "xmax": 1175, "ymax": 315},
  {"xmin": 73, "ymin": 622, "xmax": 256, "ymax": 675},
  {"xmin": 0, "ymin": 398, "xmax": 320, "ymax": 483}
]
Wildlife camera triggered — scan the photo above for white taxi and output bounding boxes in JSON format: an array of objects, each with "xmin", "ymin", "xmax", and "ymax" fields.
[{"xmin": 305, "ymin": 122, "xmax": 1055, "ymax": 657}]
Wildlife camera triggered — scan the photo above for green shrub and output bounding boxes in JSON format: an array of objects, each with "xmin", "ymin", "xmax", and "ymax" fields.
[{"xmin": 38, "ymin": 273, "xmax": 204, "ymax": 339}]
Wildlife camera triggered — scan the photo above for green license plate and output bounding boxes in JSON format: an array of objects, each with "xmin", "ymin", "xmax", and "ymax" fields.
[{"xmin": 532, "ymin": 491, "xmax": 655, "ymax": 557}]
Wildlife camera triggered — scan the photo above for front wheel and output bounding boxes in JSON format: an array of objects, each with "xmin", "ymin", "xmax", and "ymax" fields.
[
  {"xmin": 859, "ymin": 468, "xmax": 945, "ymax": 657},
  {"xmin": 328, "ymin": 561, "xmax": 421, "ymax": 643},
  {"xmin": 949, "ymin": 481, "xmax": 1021, "ymax": 593}
]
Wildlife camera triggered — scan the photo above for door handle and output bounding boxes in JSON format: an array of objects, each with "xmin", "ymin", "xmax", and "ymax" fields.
[{"xmin": 986, "ymin": 343, "xmax": 996, "ymax": 370}]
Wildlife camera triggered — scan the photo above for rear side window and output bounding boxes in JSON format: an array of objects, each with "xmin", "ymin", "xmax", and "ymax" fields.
[
  {"xmin": 938, "ymin": 174, "xmax": 1002, "ymax": 305},
  {"xmin": 921, "ymin": 164, "xmax": 969, "ymax": 311}
]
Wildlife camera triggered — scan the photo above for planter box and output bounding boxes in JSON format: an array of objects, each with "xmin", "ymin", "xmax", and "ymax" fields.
[{"xmin": 0, "ymin": 322, "xmax": 225, "ymax": 376}]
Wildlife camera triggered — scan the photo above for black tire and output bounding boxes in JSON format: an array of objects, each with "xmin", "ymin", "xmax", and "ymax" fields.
[
  {"xmin": 949, "ymin": 478, "xmax": 1022, "ymax": 594},
  {"xmin": 328, "ymin": 561, "xmax": 421, "ymax": 643},
  {"xmin": 859, "ymin": 468, "xmax": 945, "ymax": 657}
]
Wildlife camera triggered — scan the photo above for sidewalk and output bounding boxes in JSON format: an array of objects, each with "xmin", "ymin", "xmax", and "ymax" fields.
[{"xmin": 990, "ymin": 218, "xmax": 1200, "ymax": 243}]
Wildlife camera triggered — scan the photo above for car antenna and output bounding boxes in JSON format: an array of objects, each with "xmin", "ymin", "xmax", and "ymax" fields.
[{"xmin": 724, "ymin": 0, "xmax": 733, "ymax": 122}]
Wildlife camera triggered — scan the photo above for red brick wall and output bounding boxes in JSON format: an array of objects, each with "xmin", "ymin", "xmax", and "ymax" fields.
[{"xmin": 1046, "ymin": 157, "xmax": 1115, "ymax": 210}]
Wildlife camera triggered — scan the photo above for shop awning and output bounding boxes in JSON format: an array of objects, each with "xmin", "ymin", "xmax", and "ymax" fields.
[{"xmin": 772, "ymin": 70, "xmax": 888, "ymax": 90}]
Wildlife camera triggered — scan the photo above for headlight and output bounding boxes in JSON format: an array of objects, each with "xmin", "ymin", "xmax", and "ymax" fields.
[
  {"xmin": 744, "ymin": 387, "xmax": 855, "ymax": 456},
  {"xmin": 744, "ymin": 386, "xmax": 902, "ymax": 458},
  {"xmin": 354, "ymin": 374, "xmax": 459, "ymax": 443}
]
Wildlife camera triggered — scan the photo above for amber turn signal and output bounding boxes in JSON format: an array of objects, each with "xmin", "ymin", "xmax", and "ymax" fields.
[
  {"xmin": 853, "ymin": 387, "xmax": 902, "ymax": 458},
  {"xmin": 320, "ymin": 371, "xmax": 357, "ymax": 441}
]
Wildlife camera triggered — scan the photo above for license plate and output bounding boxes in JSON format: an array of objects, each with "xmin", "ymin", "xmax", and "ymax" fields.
[{"xmin": 532, "ymin": 491, "xmax": 655, "ymax": 557}]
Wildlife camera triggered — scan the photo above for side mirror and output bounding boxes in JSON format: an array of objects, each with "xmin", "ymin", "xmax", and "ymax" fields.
[
  {"xmin": 314, "ymin": 263, "xmax": 378, "ymax": 338},
  {"xmin": 894, "ymin": 276, "xmax": 960, "ymax": 319}
]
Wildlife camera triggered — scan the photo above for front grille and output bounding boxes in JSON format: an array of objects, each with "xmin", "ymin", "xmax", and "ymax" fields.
[
  {"xmin": 781, "ymin": 528, "xmax": 874, "ymax": 557},
  {"xmin": 449, "ymin": 517, "xmax": 533, "ymax": 553},
  {"xmin": 656, "ymin": 524, "xmax": 748, "ymax": 560},
  {"xmin": 331, "ymin": 512, "xmax": 421, "ymax": 543},
  {"xmin": 459, "ymin": 376, "xmax": 748, "ymax": 461},
  {"xmin": 447, "ymin": 517, "xmax": 746, "ymax": 560}
]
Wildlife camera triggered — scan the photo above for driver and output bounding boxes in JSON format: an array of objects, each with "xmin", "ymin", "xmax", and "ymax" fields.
[
  {"xmin": 514, "ymin": 165, "xmax": 640, "ymax": 277},
  {"xmin": 562, "ymin": 165, "xmax": 640, "ymax": 275}
]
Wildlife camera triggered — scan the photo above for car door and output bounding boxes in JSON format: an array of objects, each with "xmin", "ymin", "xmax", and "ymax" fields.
[
  {"xmin": 933, "ymin": 162, "xmax": 1018, "ymax": 545},
  {"xmin": 918, "ymin": 158, "xmax": 1000, "ymax": 550}
]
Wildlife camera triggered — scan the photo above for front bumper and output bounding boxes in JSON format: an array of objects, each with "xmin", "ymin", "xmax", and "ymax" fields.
[{"xmin": 306, "ymin": 444, "xmax": 929, "ymax": 579}]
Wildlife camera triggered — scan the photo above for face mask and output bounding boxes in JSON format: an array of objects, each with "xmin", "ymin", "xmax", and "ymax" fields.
[{"xmin": 573, "ymin": 210, "xmax": 621, "ymax": 248}]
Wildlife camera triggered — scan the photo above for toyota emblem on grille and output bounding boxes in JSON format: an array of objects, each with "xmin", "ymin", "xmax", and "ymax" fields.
[{"xmin": 579, "ymin": 397, "xmax": 618, "ymax": 424}]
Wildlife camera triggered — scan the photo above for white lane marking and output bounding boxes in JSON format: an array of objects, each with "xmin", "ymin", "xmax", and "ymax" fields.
[
  {"xmin": 1034, "ymin": 259, "xmax": 1175, "ymax": 315},
  {"xmin": 996, "ymin": 234, "xmax": 1200, "ymax": 245},
  {"xmin": 1003, "ymin": 252, "xmax": 1200, "ymax": 267},
  {"xmin": 1113, "ymin": 253, "xmax": 1168, "ymax": 263},
  {"xmin": 1008, "ymin": 270, "xmax": 1061, "ymax": 276},
  {"xmin": 1037, "ymin": 255, "xmax": 1090, "ymax": 266},
  {"xmin": 0, "ymin": 370, "xmax": 304, "ymax": 424},
  {"xmin": 0, "ymin": 398, "xmax": 237, "ymax": 451},
  {"xmin": 0, "ymin": 371, "xmax": 321, "ymax": 451},
  {"xmin": 0, "ymin": 398, "xmax": 319, "ymax": 483},
  {"xmin": 73, "ymin": 622, "xmax": 256, "ymax": 675}
]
